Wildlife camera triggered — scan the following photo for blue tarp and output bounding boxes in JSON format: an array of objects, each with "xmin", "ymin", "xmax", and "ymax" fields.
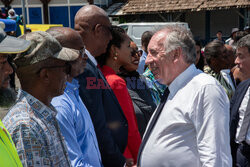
[{"xmin": 0, "ymin": 19, "xmax": 17, "ymax": 32}]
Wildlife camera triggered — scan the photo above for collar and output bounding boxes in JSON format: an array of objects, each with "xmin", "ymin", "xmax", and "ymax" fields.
[
  {"xmin": 17, "ymin": 89, "xmax": 57, "ymax": 117},
  {"xmin": 168, "ymin": 64, "xmax": 198, "ymax": 97},
  {"xmin": 65, "ymin": 79, "xmax": 79, "ymax": 92},
  {"xmin": 85, "ymin": 49, "xmax": 97, "ymax": 66},
  {"xmin": 101, "ymin": 65, "xmax": 116, "ymax": 75}
]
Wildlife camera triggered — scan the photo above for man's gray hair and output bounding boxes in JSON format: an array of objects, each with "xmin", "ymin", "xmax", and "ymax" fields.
[
  {"xmin": 163, "ymin": 26, "xmax": 196, "ymax": 64},
  {"xmin": 237, "ymin": 34, "xmax": 250, "ymax": 52}
]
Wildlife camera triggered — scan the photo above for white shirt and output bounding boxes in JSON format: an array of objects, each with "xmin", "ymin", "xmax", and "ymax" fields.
[
  {"xmin": 235, "ymin": 86, "xmax": 250, "ymax": 145},
  {"xmin": 140, "ymin": 64, "xmax": 232, "ymax": 167},
  {"xmin": 85, "ymin": 49, "xmax": 97, "ymax": 66},
  {"xmin": 221, "ymin": 69, "xmax": 236, "ymax": 91}
]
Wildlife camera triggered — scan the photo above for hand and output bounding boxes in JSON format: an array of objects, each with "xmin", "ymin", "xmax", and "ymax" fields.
[{"xmin": 125, "ymin": 158, "xmax": 134, "ymax": 167}]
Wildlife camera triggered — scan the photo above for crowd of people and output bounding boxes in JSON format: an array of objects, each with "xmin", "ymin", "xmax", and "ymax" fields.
[{"xmin": 0, "ymin": 4, "xmax": 250, "ymax": 167}]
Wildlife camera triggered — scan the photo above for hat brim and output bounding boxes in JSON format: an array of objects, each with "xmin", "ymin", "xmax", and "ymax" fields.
[
  {"xmin": 0, "ymin": 35, "xmax": 31, "ymax": 54},
  {"xmin": 53, "ymin": 47, "xmax": 79, "ymax": 62}
]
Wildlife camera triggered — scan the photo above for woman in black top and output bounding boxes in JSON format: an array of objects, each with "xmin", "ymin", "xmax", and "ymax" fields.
[{"xmin": 119, "ymin": 41, "xmax": 156, "ymax": 137}]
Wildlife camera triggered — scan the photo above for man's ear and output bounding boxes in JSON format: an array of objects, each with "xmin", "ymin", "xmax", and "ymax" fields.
[
  {"xmin": 172, "ymin": 47, "xmax": 182, "ymax": 62},
  {"xmin": 93, "ymin": 24, "xmax": 102, "ymax": 37}
]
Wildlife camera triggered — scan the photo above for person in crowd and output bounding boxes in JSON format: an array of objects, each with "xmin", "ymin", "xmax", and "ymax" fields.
[
  {"xmin": 7, "ymin": 9, "xmax": 22, "ymax": 37},
  {"xmin": 0, "ymin": 8, "xmax": 7, "ymax": 19},
  {"xmin": 47, "ymin": 27, "xmax": 102, "ymax": 167},
  {"xmin": 204, "ymin": 40, "xmax": 235, "ymax": 99},
  {"xmin": 0, "ymin": 23, "xmax": 16, "ymax": 107},
  {"xmin": 230, "ymin": 34, "xmax": 250, "ymax": 167},
  {"xmin": 137, "ymin": 31, "xmax": 153, "ymax": 74},
  {"xmin": 74, "ymin": 5, "xmax": 130, "ymax": 167},
  {"xmin": 195, "ymin": 40, "xmax": 204, "ymax": 71},
  {"xmin": 2, "ymin": 31, "xmax": 78, "ymax": 167},
  {"xmin": 226, "ymin": 28, "xmax": 239, "ymax": 46},
  {"xmin": 244, "ymin": 26, "xmax": 250, "ymax": 34},
  {"xmin": 235, "ymin": 31, "xmax": 249, "ymax": 43},
  {"xmin": 214, "ymin": 30, "xmax": 225, "ymax": 43},
  {"xmin": 119, "ymin": 40, "xmax": 156, "ymax": 137},
  {"xmin": 0, "ymin": 26, "xmax": 30, "ymax": 167},
  {"xmin": 97, "ymin": 26, "xmax": 141, "ymax": 166},
  {"xmin": 137, "ymin": 26, "xmax": 232, "ymax": 167},
  {"xmin": 143, "ymin": 66, "xmax": 166, "ymax": 105},
  {"xmin": 220, "ymin": 44, "xmax": 237, "ymax": 91}
]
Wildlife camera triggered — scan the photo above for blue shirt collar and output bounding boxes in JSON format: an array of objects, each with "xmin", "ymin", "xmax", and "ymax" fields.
[
  {"xmin": 65, "ymin": 79, "xmax": 80, "ymax": 97},
  {"xmin": 168, "ymin": 64, "xmax": 199, "ymax": 97}
]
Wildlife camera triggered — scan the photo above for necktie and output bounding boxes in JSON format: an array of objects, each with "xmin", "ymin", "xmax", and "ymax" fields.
[{"xmin": 137, "ymin": 88, "xmax": 170, "ymax": 166}]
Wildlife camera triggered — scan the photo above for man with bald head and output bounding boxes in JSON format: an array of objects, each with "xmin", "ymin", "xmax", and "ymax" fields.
[
  {"xmin": 74, "ymin": 5, "xmax": 129, "ymax": 167},
  {"xmin": 47, "ymin": 27, "xmax": 102, "ymax": 167}
]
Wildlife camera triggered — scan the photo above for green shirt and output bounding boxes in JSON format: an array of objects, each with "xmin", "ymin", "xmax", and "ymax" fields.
[{"xmin": 0, "ymin": 120, "xmax": 22, "ymax": 167}]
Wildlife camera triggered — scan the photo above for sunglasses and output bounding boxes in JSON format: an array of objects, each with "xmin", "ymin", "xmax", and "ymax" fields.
[
  {"xmin": 131, "ymin": 50, "xmax": 142, "ymax": 58},
  {"xmin": 79, "ymin": 47, "xmax": 86, "ymax": 58}
]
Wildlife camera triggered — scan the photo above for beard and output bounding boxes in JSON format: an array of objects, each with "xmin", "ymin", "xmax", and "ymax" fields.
[{"xmin": 0, "ymin": 87, "xmax": 16, "ymax": 107}]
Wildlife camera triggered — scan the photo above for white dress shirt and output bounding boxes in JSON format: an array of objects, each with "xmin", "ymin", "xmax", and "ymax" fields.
[
  {"xmin": 235, "ymin": 86, "xmax": 250, "ymax": 145},
  {"xmin": 140, "ymin": 64, "xmax": 232, "ymax": 167},
  {"xmin": 221, "ymin": 69, "xmax": 236, "ymax": 91},
  {"xmin": 85, "ymin": 49, "xmax": 97, "ymax": 66}
]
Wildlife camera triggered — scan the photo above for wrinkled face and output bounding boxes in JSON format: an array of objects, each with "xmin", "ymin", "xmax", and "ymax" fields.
[
  {"xmin": 116, "ymin": 35, "xmax": 132, "ymax": 67},
  {"xmin": 45, "ymin": 60, "xmax": 70, "ymax": 97},
  {"xmin": 62, "ymin": 33, "xmax": 88, "ymax": 77},
  {"xmin": 0, "ymin": 54, "xmax": 13, "ymax": 89},
  {"xmin": 70, "ymin": 49, "xmax": 88, "ymax": 77},
  {"xmin": 123, "ymin": 41, "xmax": 141, "ymax": 72},
  {"xmin": 145, "ymin": 32, "xmax": 175, "ymax": 85},
  {"xmin": 235, "ymin": 47, "xmax": 250, "ymax": 79}
]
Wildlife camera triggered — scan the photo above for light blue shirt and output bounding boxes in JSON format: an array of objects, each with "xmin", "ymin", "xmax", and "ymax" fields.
[
  {"xmin": 137, "ymin": 50, "xmax": 147, "ymax": 74},
  {"xmin": 52, "ymin": 79, "xmax": 102, "ymax": 167}
]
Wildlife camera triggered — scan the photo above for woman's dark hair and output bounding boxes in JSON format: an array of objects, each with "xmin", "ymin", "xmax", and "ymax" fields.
[
  {"xmin": 195, "ymin": 40, "xmax": 204, "ymax": 71},
  {"xmin": 96, "ymin": 26, "xmax": 127, "ymax": 67}
]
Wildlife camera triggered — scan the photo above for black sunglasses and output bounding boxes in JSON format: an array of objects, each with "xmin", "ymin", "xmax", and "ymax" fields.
[{"xmin": 131, "ymin": 50, "xmax": 142, "ymax": 58}]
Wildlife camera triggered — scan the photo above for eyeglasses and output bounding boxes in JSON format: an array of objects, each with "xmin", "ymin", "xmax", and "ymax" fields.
[
  {"xmin": 36, "ymin": 63, "xmax": 71, "ymax": 75},
  {"xmin": 79, "ymin": 47, "xmax": 86, "ymax": 58},
  {"xmin": 131, "ymin": 50, "xmax": 142, "ymax": 58}
]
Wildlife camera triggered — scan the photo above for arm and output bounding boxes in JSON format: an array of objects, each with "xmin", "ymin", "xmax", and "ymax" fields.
[
  {"xmin": 77, "ymin": 63, "xmax": 126, "ymax": 167},
  {"xmin": 55, "ymin": 105, "xmax": 95, "ymax": 167},
  {"xmin": 195, "ymin": 84, "xmax": 232, "ymax": 167},
  {"xmin": 110, "ymin": 77, "xmax": 142, "ymax": 162}
]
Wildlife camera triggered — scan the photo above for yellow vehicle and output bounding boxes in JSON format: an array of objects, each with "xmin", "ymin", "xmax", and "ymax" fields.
[{"xmin": 20, "ymin": 24, "xmax": 63, "ymax": 34}]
